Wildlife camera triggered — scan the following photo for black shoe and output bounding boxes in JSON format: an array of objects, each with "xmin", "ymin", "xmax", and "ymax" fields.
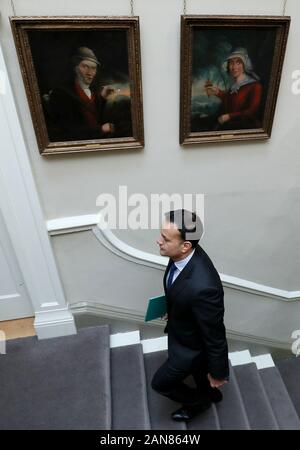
[
  {"xmin": 208, "ymin": 388, "xmax": 223, "ymax": 403},
  {"xmin": 172, "ymin": 401, "xmax": 211, "ymax": 421}
]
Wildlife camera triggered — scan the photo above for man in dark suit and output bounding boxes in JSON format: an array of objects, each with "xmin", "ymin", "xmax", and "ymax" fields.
[{"xmin": 151, "ymin": 209, "xmax": 229, "ymax": 421}]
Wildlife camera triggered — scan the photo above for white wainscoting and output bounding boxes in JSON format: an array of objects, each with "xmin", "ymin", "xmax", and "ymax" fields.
[{"xmin": 47, "ymin": 214, "xmax": 300, "ymax": 302}]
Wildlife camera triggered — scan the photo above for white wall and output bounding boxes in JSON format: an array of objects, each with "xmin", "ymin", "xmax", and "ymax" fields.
[{"xmin": 1, "ymin": 0, "xmax": 299, "ymax": 346}]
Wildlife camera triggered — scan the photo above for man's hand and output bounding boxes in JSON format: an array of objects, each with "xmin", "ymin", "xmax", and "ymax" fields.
[
  {"xmin": 207, "ymin": 373, "xmax": 228, "ymax": 389},
  {"xmin": 161, "ymin": 314, "xmax": 168, "ymax": 321},
  {"xmin": 101, "ymin": 85, "xmax": 115, "ymax": 99},
  {"xmin": 101, "ymin": 123, "xmax": 115, "ymax": 134},
  {"xmin": 218, "ymin": 114, "xmax": 230, "ymax": 125}
]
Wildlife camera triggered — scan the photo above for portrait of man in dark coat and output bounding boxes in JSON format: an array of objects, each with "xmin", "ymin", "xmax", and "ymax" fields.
[
  {"xmin": 44, "ymin": 46, "xmax": 132, "ymax": 142},
  {"xmin": 11, "ymin": 18, "xmax": 144, "ymax": 154}
]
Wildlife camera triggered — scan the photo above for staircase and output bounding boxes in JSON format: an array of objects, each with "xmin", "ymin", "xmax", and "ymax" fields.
[
  {"xmin": 0, "ymin": 325, "xmax": 299, "ymax": 430},
  {"xmin": 111, "ymin": 330, "xmax": 300, "ymax": 430}
]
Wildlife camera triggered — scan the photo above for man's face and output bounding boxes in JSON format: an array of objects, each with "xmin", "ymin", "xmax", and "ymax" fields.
[
  {"xmin": 157, "ymin": 221, "xmax": 191, "ymax": 261},
  {"xmin": 75, "ymin": 59, "xmax": 97, "ymax": 85}
]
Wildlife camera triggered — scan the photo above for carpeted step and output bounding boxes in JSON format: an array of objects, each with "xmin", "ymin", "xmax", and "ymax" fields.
[
  {"xmin": 0, "ymin": 325, "xmax": 111, "ymax": 430},
  {"xmin": 234, "ymin": 363, "xmax": 279, "ymax": 430},
  {"xmin": 215, "ymin": 363, "xmax": 250, "ymax": 430},
  {"xmin": 276, "ymin": 356, "xmax": 300, "ymax": 418},
  {"xmin": 186, "ymin": 360, "xmax": 250, "ymax": 430},
  {"xmin": 143, "ymin": 350, "xmax": 187, "ymax": 430},
  {"xmin": 181, "ymin": 371, "xmax": 220, "ymax": 430},
  {"xmin": 111, "ymin": 344, "xmax": 151, "ymax": 430},
  {"xmin": 259, "ymin": 366, "xmax": 300, "ymax": 430},
  {"xmin": 187, "ymin": 404, "xmax": 220, "ymax": 430}
]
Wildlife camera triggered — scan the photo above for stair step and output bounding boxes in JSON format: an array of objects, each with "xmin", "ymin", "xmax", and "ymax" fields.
[
  {"xmin": 187, "ymin": 404, "xmax": 220, "ymax": 430},
  {"xmin": 259, "ymin": 366, "xmax": 300, "ymax": 430},
  {"xmin": 251, "ymin": 354, "xmax": 274, "ymax": 369},
  {"xmin": 181, "ymin": 375, "xmax": 220, "ymax": 430},
  {"xmin": 1, "ymin": 325, "xmax": 111, "ymax": 430},
  {"xmin": 277, "ymin": 357, "xmax": 300, "ymax": 418},
  {"xmin": 110, "ymin": 331, "xmax": 140, "ymax": 348},
  {"xmin": 234, "ymin": 363, "xmax": 279, "ymax": 430},
  {"xmin": 143, "ymin": 350, "xmax": 187, "ymax": 430},
  {"xmin": 229, "ymin": 350, "xmax": 252, "ymax": 366},
  {"xmin": 111, "ymin": 344, "xmax": 151, "ymax": 430},
  {"xmin": 141, "ymin": 336, "xmax": 168, "ymax": 354},
  {"xmin": 215, "ymin": 363, "xmax": 250, "ymax": 430}
]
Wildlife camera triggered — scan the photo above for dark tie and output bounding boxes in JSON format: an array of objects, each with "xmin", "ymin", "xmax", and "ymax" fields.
[{"xmin": 167, "ymin": 262, "xmax": 177, "ymax": 291}]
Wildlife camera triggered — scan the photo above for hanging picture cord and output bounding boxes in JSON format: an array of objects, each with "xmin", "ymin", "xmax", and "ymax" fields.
[
  {"xmin": 181, "ymin": 0, "xmax": 287, "ymax": 17},
  {"xmin": 183, "ymin": 0, "xmax": 187, "ymax": 16},
  {"xmin": 130, "ymin": 0, "xmax": 134, "ymax": 16},
  {"xmin": 282, "ymin": 0, "xmax": 288, "ymax": 16},
  {"xmin": 10, "ymin": 0, "xmax": 16, "ymax": 16},
  {"xmin": 8, "ymin": 0, "xmax": 137, "ymax": 17}
]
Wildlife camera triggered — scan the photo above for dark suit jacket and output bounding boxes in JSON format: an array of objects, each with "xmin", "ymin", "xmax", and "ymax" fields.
[{"xmin": 164, "ymin": 245, "xmax": 229, "ymax": 380}]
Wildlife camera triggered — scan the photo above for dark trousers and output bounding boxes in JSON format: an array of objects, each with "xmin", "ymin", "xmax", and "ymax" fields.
[{"xmin": 151, "ymin": 357, "xmax": 211, "ymax": 406}]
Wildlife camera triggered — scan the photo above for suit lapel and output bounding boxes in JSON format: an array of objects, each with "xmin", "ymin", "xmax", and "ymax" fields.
[
  {"xmin": 163, "ymin": 259, "xmax": 172, "ymax": 294},
  {"xmin": 167, "ymin": 247, "xmax": 200, "ymax": 297},
  {"xmin": 169, "ymin": 260, "xmax": 193, "ymax": 297}
]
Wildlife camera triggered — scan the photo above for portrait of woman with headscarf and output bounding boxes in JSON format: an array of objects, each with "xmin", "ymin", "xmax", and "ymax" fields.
[
  {"xmin": 184, "ymin": 17, "xmax": 290, "ymax": 142},
  {"xmin": 205, "ymin": 47, "xmax": 263, "ymax": 130}
]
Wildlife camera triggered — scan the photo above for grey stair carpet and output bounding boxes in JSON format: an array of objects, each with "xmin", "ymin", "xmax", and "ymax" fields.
[
  {"xmin": 182, "ymin": 375, "xmax": 220, "ymax": 430},
  {"xmin": 2, "ymin": 323, "xmax": 300, "ymax": 430},
  {"xmin": 0, "ymin": 325, "xmax": 111, "ymax": 430},
  {"xmin": 111, "ymin": 344, "xmax": 151, "ymax": 430},
  {"xmin": 234, "ymin": 363, "xmax": 279, "ymax": 430},
  {"xmin": 187, "ymin": 404, "xmax": 220, "ymax": 430},
  {"xmin": 143, "ymin": 351, "xmax": 187, "ymax": 430},
  {"xmin": 259, "ymin": 366, "xmax": 300, "ymax": 430},
  {"xmin": 182, "ymin": 362, "xmax": 249, "ymax": 430},
  {"xmin": 215, "ymin": 363, "xmax": 250, "ymax": 430},
  {"xmin": 277, "ymin": 356, "xmax": 300, "ymax": 417}
]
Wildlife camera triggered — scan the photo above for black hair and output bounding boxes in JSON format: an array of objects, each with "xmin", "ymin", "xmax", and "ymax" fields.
[{"xmin": 165, "ymin": 209, "xmax": 203, "ymax": 248}]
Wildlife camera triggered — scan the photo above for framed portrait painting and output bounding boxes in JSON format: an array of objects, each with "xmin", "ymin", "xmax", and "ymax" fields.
[
  {"xmin": 180, "ymin": 15, "xmax": 290, "ymax": 145},
  {"xmin": 10, "ymin": 16, "xmax": 144, "ymax": 155}
]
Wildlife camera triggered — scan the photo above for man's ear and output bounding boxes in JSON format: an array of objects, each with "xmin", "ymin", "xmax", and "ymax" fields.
[{"xmin": 182, "ymin": 241, "xmax": 192, "ymax": 253}]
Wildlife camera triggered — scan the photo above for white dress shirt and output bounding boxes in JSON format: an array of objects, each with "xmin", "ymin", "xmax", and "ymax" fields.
[
  {"xmin": 78, "ymin": 79, "xmax": 92, "ymax": 99},
  {"xmin": 167, "ymin": 249, "xmax": 195, "ymax": 286}
]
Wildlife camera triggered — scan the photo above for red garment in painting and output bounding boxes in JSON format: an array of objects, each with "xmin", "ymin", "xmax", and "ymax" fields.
[
  {"xmin": 74, "ymin": 82, "xmax": 100, "ymax": 130},
  {"xmin": 217, "ymin": 81, "xmax": 263, "ymax": 128}
]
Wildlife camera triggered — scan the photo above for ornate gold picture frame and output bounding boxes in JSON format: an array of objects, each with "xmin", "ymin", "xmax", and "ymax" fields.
[
  {"xmin": 11, "ymin": 16, "xmax": 144, "ymax": 155},
  {"xmin": 180, "ymin": 15, "xmax": 290, "ymax": 145}
]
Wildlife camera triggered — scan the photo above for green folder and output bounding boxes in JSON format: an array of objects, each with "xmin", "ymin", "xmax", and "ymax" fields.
[{"xmin": 145, "ymin": 294, "xmax": 167, "ymax": 322}]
